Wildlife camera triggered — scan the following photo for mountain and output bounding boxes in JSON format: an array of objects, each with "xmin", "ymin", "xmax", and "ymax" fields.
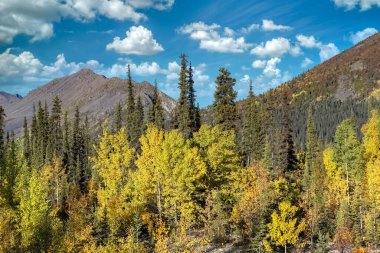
[
  {"xmin": 0, "ymin": 91, "xmax": 22, "ymax": 108},
  {"xmin": 257, "ymin": 32, "xmax": 380, "ymax": 147},
  {"xmin": 4, "ymin": 69, "xmax": 176, "ymax": 134}
]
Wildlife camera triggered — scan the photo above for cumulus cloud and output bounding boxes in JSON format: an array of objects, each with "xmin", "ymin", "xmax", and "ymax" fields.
[
  {"xmin": 251, "ymin": 37, "xmax": 292, "ymax": 57},
  {"xmin": 0, "ymin": 0, "xmax": 174, "ymax": 45},
  {"xmin": 301, "ymin": 57, "xmax": 314, "ymax": 68},
  {"xmin": 252, "ymin": 60, "xmax": 267, "ymax": 69},
  {"xmin": 239, "ymin": 23, "xmax": 260, "ymax": 34},
  {"xmin": 263, "ymin": 57, "xmax": 281, "ymax": 78},
  {"xmin": 239, "ymin": 20, "xmax": 291, "ymax": 34},
  {"xmin": 349, "ymin": 27, "xmax": 378, "ymax": 44},
  {"xmin": 240, "ymin": 74, "xmax": 250, "ymax": 83},
  {"xmin": 296, "ymin": 34, "xmax": 340, "ymax": 62},
  {"xmin": 106, "ymin": 26, "xmax": 164, "ymax": 55},
  {"xmin": 262, "ymin": 19, "xmax": 292, "ymax": 31},
  {"xmin": 333, "ymin": 0, "xmax": 380, "ymax": 10},
  {"xmin": 0, "ymin": 48, "xmax": 104, "ymax": 84},
  {"xmin": 178, "ymin": 21, "xmax": 252, "ymax": 53}
]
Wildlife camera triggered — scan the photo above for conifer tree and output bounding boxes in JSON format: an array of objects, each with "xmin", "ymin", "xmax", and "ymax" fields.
[
  {"xmin": 278, "ymin": 87, "xmax": 297, "ymax": 174},
  {"xmin": 174, "ymin": 53, "xmax": 191, "ymax": 138},
  {"xmin": 241, "ymin": 80, "xmax": 263, "ymax": 165},
  {"xmin": 126, "ymin": 64, "xmax": 135, "ymax": 141},
  {"xmin": 0, "ymin": 106, "xmax": 5, "ymax": 172},
  {"xmin": 187, "ymin": 62, "xmax": 199, "ymax": 133},
  {"xmin": 148, "ymin": 81, "xmax": 164, "ymax": 129},
  {"xmin": 114, "ymin": 102, "xmax": 123, "ymax": 132},
  {"xmin": 49, "ymin": 96, "xmax": 63, "ymax": 159},
  {"xmin": 62, "ymin": 111, "xmax": 71, "ymax": 169},
  {"xmin": 23, "ymin": 117, "xmax": 30, "ymax": 164},
  {"xmin": 134, "ymin": 95, "xmax": 145, "ymax": 144},
  {"xmin": 212, "ymin": 68, "xmax": 237, "ymax": 132}
]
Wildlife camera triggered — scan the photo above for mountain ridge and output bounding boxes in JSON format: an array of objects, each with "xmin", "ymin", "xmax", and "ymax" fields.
[{"xmin": 3, "ymin": 69, "xmax": 176, "ymax": 134}]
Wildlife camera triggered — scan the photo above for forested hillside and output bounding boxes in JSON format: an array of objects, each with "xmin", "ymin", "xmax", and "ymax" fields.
[{"xmin": 1, "ymin": 39, "xmax": 380, "ymax": 253}]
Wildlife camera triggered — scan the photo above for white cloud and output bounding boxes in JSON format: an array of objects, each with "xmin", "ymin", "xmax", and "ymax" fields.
[
  {"xmin": 178, "ymin": 21, "xmax": 252, "ymax": 53},
  {"xmin": 262, "ymin": 19, "xmax": 292, "ymax": 31},
  {"xmin": 239, "ymin": 23, "xmax": 260, "ymax": 34},
  {"xmin": 224, "ymin": 27, "xmax": 235, "ymax": 36},
  {"xmin": 263, "ymin": 57, "xmax": 281, "ymax": 78},
  {"xmin": 296, "ymin": 34, "xmax": 340, "ymax": 62},
  {"xmin": 0, "ymin": 0, "xmax": 174, "ymax": 45},
  {"xmin": 0, "ymin": 49, "xmax": 43, "ymax": 80},
  {"xmin": 240, "ymin": 74, "xmax": 250, "ymax": 83},
  {"xmin": 251, "ymin": 37, "xmax": 291, "ymax": 57},
  {"xmin": 333, "ymin": 0, "xmax": 380, "ymax": 10},
  {"xmin": 319, "ymin": 43, "xmax": 339, "ymax": 61},
  {"xmin": 106, "ymin": 26, "xmax": 164, "ymax": 55},
  {"xmin": 0, "ymin": 48, "xmax": 105, "ymax": 84},
  {"xmin": 301, "ymin": 57, "xmax": 314, "ymax": 68},
  {"xmin": 239, "ymin": 20, "xmax": 291, "ymax": 34},
  {"xmin": 252, "ymin": 60, "xmax": 267, "ymax": 69},
  {"xmin": 296, "ymin": 34, "xmax": 321, "ymax": 48},
  {"xmin": 349, "ymin": 27, "xmax": 378, "ymax": 44}
]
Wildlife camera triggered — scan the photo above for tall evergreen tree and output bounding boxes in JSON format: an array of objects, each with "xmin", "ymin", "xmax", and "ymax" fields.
[
  {"xmin": 114, "ymin": 102, "xmax": 123, "ymax": 132},
  {"xmin": 62, "ymin": 111, "xmax": 71, "ymax": 169},
  {"xmin": 174, "ymin": 53, "xmax": 192, "ymax": 138},
  {"xmin": 23, "ymin": 117, "xmax": 31, "ymax": 164},
  {"xmin": 187, "ymin": 62, "xmax": 199, "ymax": 133},
  {"xmin": 126, "ymin": 64, "xmax": 136, "ymax": 141},
  {"xmin": 212, "ymin": 68, "xmax": 237, "ymax": 132},
  {"xmin": 241, "ymin": 80, "xmax": 264, "ymax": 165},
  {"xmin": 71, "ymin": 106, "xmax": 83, "ymax": 184},
  {"xmin": 149, "ymin": 81, "xmax": 164, "ymax": 129},
  {"xmin": 278, "ymin": 87, "xmax": 297, "ymax": 174},
  {"xmin": 49, "ymin": 96, "xmax": 63, "ymax": 159},
  {"xmin": 134, "ymin": 96, "xmax": 144, "ymax": 145},
  {"xmin": 0, "ymin": 106, "xmax": 5, "ymax": 173}
]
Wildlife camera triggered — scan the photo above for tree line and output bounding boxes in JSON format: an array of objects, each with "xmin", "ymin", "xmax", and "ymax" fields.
[{"xmin": 0, "ymin": 54, "xmax": 380, "ymax": 252}]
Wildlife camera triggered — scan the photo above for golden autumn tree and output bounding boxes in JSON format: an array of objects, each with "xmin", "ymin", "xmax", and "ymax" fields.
[
  {"xmin": 92, "ymin": 127, "xmax": 135, "ymax": 238},
  {"xmin": 267, "ymin": 201, "xmax": 305, "ymax": 253},
  {"xmin": 134, "ymin": 126, "xmax": 206, "ymax": 247},
  {"xmin": 362, "ymin": 110, "xmax": 380, "ymax": 245},
  {"xmin": 230, "ymin": 162, "xmax": 273, "ymax": 239}
]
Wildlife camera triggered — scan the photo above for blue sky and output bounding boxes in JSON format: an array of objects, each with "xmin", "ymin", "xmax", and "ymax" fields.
[{"xmin": 0, "ymin": 0, "xmax": 379, "ymax": 107}]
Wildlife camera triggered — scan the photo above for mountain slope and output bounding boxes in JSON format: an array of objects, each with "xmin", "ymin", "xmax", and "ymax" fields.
[
  {"xmin": 257, "ymin": 32, "xmax": 380, "ymax": 146},
  {"xmin": 4, "ymin": 69, "xmax": 176, "ymax": 134},
  {"xmin": 0, "ymin": 91, "xmax": 22, "ymax": 108}
]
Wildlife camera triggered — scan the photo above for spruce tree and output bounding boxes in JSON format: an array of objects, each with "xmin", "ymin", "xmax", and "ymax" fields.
[
  {"xmin": 148, "ymin": 81, "xmax": 164, "ymax": 129},
  {"xmin": 126, "ymin": 64, "xmax": 135, "ymax": 141},
  {"xmin": 134, "ymin": 95, "xmax": 145, "ymax": 145},
  {"xmin": 174, "ymin": 53, "xmax": 191, "ymax": 138},
  {"xmin": 113, "ymin": 102, "xmax": 123, "ymax": 132},
  {"xmin": 71, "ymin": 106, "xmax": 83, "ymax": 183},
  {"xmin": 277, "ymin": 87, "xmax": 297, "ymax": 174},
  {"xmin": 212, "ymin": 67, "xmax": 237, "ymax": 132},
  {"xmin": 49, "ymin": 96, "xmax": 63, "ymax": 159},
  {"xmin": 242, "ymin": 80, "xmax": 263, "ymax": 165},
  {"xmin": 0, "ymin": 106, "xmax": 5, "ymax": 174},
  {"xmin": 187, "ymin": 62, "xmax": 199, "ymax": 133},
  {"xmin": 23, "ymin": 117, "xmax": 31, "ymax": 164},
  {"xmin": 62, "ymin": 111, "xmax": 71, "ymax": 169}
]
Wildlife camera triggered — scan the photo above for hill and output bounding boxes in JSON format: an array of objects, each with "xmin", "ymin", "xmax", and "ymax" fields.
[
  {"xmin": 0, "ymin": 91, "xmax": 22, "ymax": 108},
  {"xmin": 3, "ymin": 69, "xmax": 176, "ymax": 134}
]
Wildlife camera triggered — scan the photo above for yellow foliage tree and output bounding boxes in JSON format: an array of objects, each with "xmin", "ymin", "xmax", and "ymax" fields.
[
  {"xmin": 230, "ymin": 162, "xmax": 273, "ymax": 238},
  {"xmin": 361, "ymin": 110, "xmax": 380, "ymax": 245},
  {"xmin": 323, "ymin": 147, "xmax": 348, "ymax": 212},
  {"xmin": 92, "ymin": 127, "xmax": 135, "ymax": 237},
  {"xmin": 134, "ymin": 126, "xmax": 206, "ymax": 243},
  {"xmin": 267, "ymin": 201, "xmax": 305, "ymax": 253}
]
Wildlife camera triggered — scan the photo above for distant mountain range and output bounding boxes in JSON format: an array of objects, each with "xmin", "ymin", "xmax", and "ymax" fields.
[{"xmin": 1, "ymin": 69, "xmax": 176, "ymax": 135}]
